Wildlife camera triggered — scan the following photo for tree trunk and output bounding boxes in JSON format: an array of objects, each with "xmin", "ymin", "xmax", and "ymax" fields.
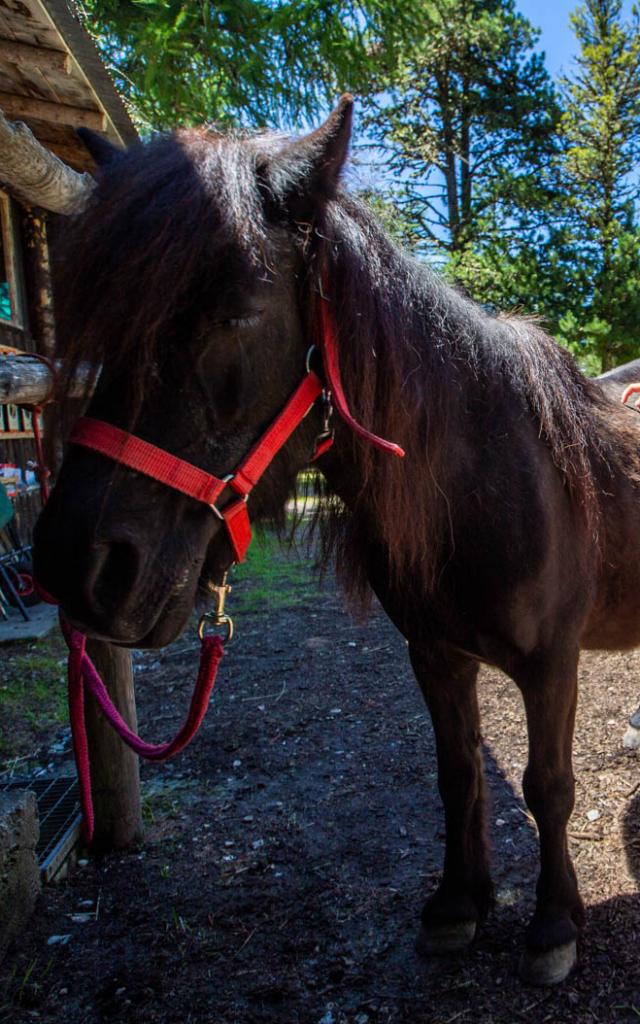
[
  {"xmin": 460, "ymin": 73, "xmax": 472, "ymax": 236},
  {"xmin": 437, "ymin": 73, "xmax": 460, "ymax": 249},
  {"xmin": 84, "ymin": 640, "xmax": 144, "ymax": 852}
]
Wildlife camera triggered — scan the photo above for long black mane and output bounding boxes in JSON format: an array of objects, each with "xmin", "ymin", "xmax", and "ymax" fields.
[
  {"xmin": 309, "ymin": 195, "xmax": 612, "ymax": 594},
  {"xmin": 54, "ymin": 128, "xmax": 611, "ymax": 595}
]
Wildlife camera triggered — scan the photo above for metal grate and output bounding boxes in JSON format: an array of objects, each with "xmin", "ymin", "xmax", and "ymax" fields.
[{"xmin": 2, "ymin": 776, "xmax": 81, "ymax": 882}]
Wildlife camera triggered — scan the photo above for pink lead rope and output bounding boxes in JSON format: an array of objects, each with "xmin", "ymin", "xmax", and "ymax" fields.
[{"xmin": 53, "ymin": 608, "xmax": 224, "ymax": 842}]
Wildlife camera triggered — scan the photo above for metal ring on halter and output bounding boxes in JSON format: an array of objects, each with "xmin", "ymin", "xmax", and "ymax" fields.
[
  {"xmin": 209, "ymin": 474, "xmax": 249, "ymax": 519},
  {"xmin": 197, "ymin": 613, "xmax": 234, "ymax": 644},
  {"xmin": 305, "ymin": 345, "xmax": 317, "ymax": 374}
]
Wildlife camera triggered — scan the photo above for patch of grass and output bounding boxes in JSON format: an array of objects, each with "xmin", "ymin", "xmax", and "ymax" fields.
[
  {"xmin": 0, "ymin": 632, "xmax": 68, "ymax": 758},
  {"xmin": 230, "ymin": 530, "xmax": 320, "ymax": 615}
]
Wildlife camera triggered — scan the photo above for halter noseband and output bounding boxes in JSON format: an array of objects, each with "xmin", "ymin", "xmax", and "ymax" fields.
[{"xmin": 68, "ymin": 282, "xmax": 405, "ymax": 567}]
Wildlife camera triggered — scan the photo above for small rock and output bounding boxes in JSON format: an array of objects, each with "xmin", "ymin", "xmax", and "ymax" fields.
[
  {"xmin": 47, "ymin": 934, "xmax": 71, "ymax": 946},
  {"xmin": 586, "ymin": 809, "xmax": 601, "ymax": 822}
]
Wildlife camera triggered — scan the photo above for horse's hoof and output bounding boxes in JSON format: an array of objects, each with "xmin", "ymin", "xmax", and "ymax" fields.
[
  {"xmin": 518, "ymin": 940, "xmax": 577, "ymax": 986},
  {"xmin": 623, "ymin": 724, "xmax": 640, "ymax": 749},
  {"xmin": 416, "ymin": 919, "xmax": 476, "ymax": 955}
]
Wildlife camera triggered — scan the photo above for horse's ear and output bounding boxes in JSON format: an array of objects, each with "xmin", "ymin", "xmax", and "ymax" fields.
[
  {"xmin": 77, "ymin": 128, "xmax": 124, "ymax": 169},
  {"xmin": 263, "ymin": 94, "xmax": 354, "ymax": 220}
]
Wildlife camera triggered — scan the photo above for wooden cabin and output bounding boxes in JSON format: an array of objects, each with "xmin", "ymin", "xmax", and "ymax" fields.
[{"xmin": 0, "ymin": 0, "xmax": 136, "ymax": 544}]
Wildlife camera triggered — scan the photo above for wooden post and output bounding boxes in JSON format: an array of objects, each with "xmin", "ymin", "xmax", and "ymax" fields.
[
  {"xmin": 84, "ymin": 640, "xmax": 144, "ymax": 851},
  {"xmin": 22, "ymin": 208, "xmax": 56, "ymax": 358}
]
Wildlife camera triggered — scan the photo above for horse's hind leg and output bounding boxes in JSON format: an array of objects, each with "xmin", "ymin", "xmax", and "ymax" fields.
[
  {"xmin": 409, "ymin": 646, "xmax": 493, "ymax": 954},
  {"xmin": 514, "ymin": 644, "xmax": 584, "ymax": 986}
]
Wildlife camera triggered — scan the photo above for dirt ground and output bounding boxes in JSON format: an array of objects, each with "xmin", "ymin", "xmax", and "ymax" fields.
[{"xmin": 1, "ymin": 538, "xmax": 639, "ymax": 1024}]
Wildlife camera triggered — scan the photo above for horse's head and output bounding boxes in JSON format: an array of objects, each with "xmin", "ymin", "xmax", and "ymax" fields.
[{"xmin": 34, "ymin": 98, "xmax": 354, "ymax": 647}]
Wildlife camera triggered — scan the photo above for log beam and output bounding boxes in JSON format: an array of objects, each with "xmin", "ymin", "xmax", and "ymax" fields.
[
  {"xmin": 0, "ymin": 40, "xmax": 70, "ymax": 74},
  {"xmin": 0, "ymin": 355, "xmax": 93, "ymax": 405},
  {"xmin": 0, "ymin": 92, "xmax": 105, "ymax": 132},
  {"xmin": 0, "ymin": 108, "xmax": 94, "ymax": 214}
]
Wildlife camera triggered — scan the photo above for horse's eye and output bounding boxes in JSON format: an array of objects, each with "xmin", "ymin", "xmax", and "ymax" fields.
[{"xmin": 217, "ymin": 312, "xmax": 263, "ymax": 330}]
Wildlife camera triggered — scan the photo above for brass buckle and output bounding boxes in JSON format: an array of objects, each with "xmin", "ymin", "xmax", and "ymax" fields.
[{"xmin": 197, "ymin": 572, "xmax": 234, "ymax": 644}]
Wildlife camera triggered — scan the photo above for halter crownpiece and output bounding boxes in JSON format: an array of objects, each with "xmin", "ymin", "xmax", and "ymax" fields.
[{"xmin": 317, "ymin": 273, "xmax": 406, "ymax": 458}]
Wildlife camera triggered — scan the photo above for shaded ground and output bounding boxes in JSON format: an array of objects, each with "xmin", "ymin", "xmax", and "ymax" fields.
[{"xmin": 0, "ymin": 535, "xmax": 639, "ymax": 1023}]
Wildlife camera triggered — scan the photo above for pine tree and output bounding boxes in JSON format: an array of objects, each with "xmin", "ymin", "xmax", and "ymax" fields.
[
  {"xmin": 80, "ymin": 1, "xmax": 418, "ymax": 130},
  {"xmin": 556, "ymin": 0, "xmax": 640, "ymax": 372},
  {"xmin": 363, "ymin": 0, "xmax": 561, "ymax": 290}
]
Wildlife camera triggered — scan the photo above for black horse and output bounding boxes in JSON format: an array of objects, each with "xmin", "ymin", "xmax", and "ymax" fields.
[{"xmin": 34, "ymin": 97, "xmax": 640, "ymax": 985}]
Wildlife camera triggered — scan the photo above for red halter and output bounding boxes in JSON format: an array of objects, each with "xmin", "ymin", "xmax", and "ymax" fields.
[
  {"xmin": 68, "ymin": 283, "xmax": 405, "ymax": 564},
  {"xmin": 50, "ymin": 279, "xmax": 405, "ymax": 844}
]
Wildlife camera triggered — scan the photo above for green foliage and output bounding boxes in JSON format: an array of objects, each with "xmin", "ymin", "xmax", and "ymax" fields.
[
  {"xmin": 231, "ymin": 529, "xmax": 319, "ymax": 613},
  {"xmin": 356, "ymin": 188, "xmax": 423, "ymax": 250},
  {"xmin": 553, "ymin": 0, "xmax": 640, "ymax": 372},
  {"xmin": 79, "ymin": 0, "xmax": 640, "ymax": 373},
  {"xmin": 80, "ymin": 0, "xmax": 419, "ymax": 130},
  {"xmin": 363, "ymin": 0, "xmax": 561, "ymax": 259},
  {"xmin": 0, "ymin": 638, "xmax": 67, "ymax": 756}
]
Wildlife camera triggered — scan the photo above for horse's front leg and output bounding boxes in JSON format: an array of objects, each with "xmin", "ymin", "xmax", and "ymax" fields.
[
  {"xmin": 514, "ymin": 644, "xmax": 584, "ymax": 986},
  {"xmin": 409, "ymin": 646, "xmax": 493, "ymax": 954}
]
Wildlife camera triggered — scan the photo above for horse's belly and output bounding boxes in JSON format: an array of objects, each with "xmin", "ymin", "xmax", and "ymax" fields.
[
  {"xmin": 583, "ymin": 569, "xmax": 640, "ymax": 650},
  {"xmin": 582, "ymin": 610, "xmax": 640, "ymax": 651}
]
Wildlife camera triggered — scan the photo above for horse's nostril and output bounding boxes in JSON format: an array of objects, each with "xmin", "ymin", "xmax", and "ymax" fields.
[{"xmin": 85, "ymin": 540, "xmax": 140, "ymax": 615}]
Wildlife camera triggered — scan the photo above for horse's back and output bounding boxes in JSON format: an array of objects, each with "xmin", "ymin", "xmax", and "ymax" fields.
[{"xmin": 597, "ymin": 358, "xmax": 640, "ymax": 385}]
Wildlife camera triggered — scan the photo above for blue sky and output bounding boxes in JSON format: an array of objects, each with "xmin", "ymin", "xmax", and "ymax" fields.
[{"xmin": 519, "ymin": 0, "xmax": 635, "ymax": 78}]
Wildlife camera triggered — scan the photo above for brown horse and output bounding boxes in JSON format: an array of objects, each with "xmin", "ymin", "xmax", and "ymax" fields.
[{"xmin": 33, "ymin": 97, "xmax": 640, "ymax": 986}]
